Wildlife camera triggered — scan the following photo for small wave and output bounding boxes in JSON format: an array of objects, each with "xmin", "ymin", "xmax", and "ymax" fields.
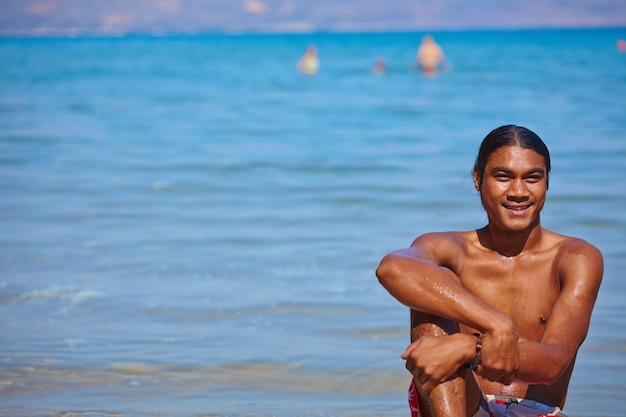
[
  {"xmin": 17, "ymin": 286, "xmax": 101, "ymax": 304},
  {"xmin": 2, "ymin": 361, "xmax": 408, "ymax": 397},
  {"xmin": 150, "ymin": 180, "xmax": 172, "ymax": 191}
]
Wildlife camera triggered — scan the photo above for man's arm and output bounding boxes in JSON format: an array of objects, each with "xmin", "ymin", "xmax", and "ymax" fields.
[
  {"xmin": 377, "ymin": 233, "xmax": 515, "ymax": 338},
  {"xmin": 376, "ymin": 232, "xmax": 519, "ymax": 384},
  {"xmin": 512, "ymin": 240, "xmax": 603, "ymax": 384}
]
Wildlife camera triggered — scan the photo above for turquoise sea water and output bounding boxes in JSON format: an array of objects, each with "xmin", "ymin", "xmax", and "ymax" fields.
[{"xmin": 1, "ymin": 28, "xmax": 625, "ymax": 417}]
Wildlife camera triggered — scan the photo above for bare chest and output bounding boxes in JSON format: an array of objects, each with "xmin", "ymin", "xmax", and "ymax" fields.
[{"xmin": 456, "ymin": 254, "xmax": 561, "ymax": 339}]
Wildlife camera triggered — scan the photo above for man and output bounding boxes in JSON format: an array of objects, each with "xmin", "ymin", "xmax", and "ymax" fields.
[
  {"xmin": 376, "ymin": 125, "xmax": 603, "ymax": 417},
  {"xmin": 415, "ymin": 35, "xmax": 446, "ymax": 75}
]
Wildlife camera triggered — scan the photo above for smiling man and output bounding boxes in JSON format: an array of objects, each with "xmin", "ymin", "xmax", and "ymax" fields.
[{"xmin": 376, "ymin": 125, "xmax": 603, "ymax": 417}]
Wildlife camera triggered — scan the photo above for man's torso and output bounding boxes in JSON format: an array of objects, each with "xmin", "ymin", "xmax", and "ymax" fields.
[{"xmin": 444, "ymin": 228, "xmax": 575, "ymax": 405}]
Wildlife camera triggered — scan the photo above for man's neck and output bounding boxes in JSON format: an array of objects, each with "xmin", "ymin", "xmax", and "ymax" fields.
[{"xmin": 479, "ymin": 221, "xmax": 543, "ymax": 257}]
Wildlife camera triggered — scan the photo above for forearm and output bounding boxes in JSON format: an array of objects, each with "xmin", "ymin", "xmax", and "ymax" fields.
[
  {"xmin": 514, "ymin": 341, "xmax": 573, "ymax": 385},
  {"xmin": 377, "ymin": 252, "xmax": 512, "ymax": 334}
]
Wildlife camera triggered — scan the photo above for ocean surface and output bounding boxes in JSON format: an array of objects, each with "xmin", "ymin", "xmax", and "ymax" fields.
[{"xmin": 1, "ymin": 28, "xmax": 625, "ymax": 417}]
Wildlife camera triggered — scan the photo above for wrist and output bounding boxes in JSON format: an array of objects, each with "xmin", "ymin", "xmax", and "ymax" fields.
[{"xmin": 463, "ymin": 333, "xmax": 482, "ymax": 370}]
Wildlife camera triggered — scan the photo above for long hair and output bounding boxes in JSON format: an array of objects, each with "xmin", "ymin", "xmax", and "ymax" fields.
[{"xmin": 474, "ymin": 125, "xmax": 551, "ymax": 189}]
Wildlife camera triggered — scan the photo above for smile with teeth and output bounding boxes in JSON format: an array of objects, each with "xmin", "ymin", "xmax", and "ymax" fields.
[{"xmin": 504, "ymin": 204, "xmax": 531, "ymax": 212}]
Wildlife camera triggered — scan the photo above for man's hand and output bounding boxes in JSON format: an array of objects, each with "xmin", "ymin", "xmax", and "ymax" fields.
[
  {"xmin": 402, "ymin": 334, "xmax": 473, "ymax": 393},
  {"xmin": 475, "ymin": 326, "xmax": 520, "ymax": 384}
]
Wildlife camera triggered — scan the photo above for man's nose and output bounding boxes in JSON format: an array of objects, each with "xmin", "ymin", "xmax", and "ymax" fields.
[{"xmin": 508, "ymin": 179, "xmax": 529, "ymax": 200}]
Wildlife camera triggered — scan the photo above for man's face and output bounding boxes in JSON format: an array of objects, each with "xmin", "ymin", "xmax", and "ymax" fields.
[{"xmin": 474, "ymin": 145, "xmax": 548, "ymax": 233}]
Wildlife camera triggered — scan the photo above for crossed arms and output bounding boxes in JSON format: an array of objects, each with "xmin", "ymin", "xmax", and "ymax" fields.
[{"xmin": 375, "ymin": 232, "xmax": 603, "ymax": 393}]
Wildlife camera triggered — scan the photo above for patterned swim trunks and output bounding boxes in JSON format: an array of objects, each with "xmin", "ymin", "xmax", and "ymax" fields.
[{"xmin": 409, "ymin": 380, "xmax": 567, "ymax": 417}]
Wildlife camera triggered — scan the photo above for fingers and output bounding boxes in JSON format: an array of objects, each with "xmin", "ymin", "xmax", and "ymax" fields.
[
  {"xmin": 405, "ymin": 359, "xmax": 450, "ymax": 394},
  {"xmin": 402, "ymin": 336, "xmax": 465, "ymax": 393},
  {"xmin": 409, "ymin": 371, "xmax": 433, "ymax": 393},
  {"xmin": 417, "ymin": 377, "xmax": 437, "ymax": 394},
  {"xmin": 401, "ymin": 340, "xmax": 419, "ymax": 359},
  {"xmin": 410, "ymin": 370, "xmax": 450, "ymax": 394},
  {"xmin": 474, "ymin": 332, "xmax": 520, "ymax": 385}
]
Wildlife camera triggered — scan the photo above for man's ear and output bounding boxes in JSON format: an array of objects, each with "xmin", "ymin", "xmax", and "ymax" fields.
[{"xmin": 473, "ymin": 169, "xmax": 481, "ymax": 191}]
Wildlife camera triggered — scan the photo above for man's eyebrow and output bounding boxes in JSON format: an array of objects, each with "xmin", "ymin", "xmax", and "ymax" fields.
[
  {"xmin": 489, "ymin": 166, "xmax": 513, "ymax": 173},
  {"xmin": 489, "ymin": 166, "xmax": 546, "ymax": 175},
  {"xmin": 527, "ymin": 168, "xmax": 546, "ymax": 175}
]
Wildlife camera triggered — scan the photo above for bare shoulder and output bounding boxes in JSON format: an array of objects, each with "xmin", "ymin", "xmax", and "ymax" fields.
[
  {"xmin": 410, "ymin": 230, "xmax": 474, "ymax": 266},
  {"xmin": 544, "ymin": 230, "xmax": 603, "ymax": 263},
  {"xmin": 545, "ymin": 230, "xmax": 604, "ymax": 285}
]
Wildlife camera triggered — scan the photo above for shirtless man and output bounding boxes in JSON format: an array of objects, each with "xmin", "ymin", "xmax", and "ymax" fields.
[
  {"xmin": 415, "ymin": 35, "xmax": 446, "ymax": 75},
  {"xmin": 376, "ymin": 125, "xmax": 603, "ymax": 417}
]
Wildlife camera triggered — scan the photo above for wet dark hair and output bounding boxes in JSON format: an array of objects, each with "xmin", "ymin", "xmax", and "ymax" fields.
[{"xmin": 474, "ymin": 125, "xmax": 551, "ymax": 189}]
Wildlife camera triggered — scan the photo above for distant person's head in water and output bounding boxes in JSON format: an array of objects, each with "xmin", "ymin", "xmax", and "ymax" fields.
[
  {"xmin": 297, "ymin": 45, "xmax": 319, "ymax": 75},
  {"xmin": 373, "ymin": 57, "xmax": 386, "ymax": 74}
]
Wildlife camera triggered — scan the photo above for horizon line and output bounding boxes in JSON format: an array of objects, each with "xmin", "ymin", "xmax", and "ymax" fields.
[{"xmin": 1, "ymin": 23, "xmax": 625, "ymax": 39}]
